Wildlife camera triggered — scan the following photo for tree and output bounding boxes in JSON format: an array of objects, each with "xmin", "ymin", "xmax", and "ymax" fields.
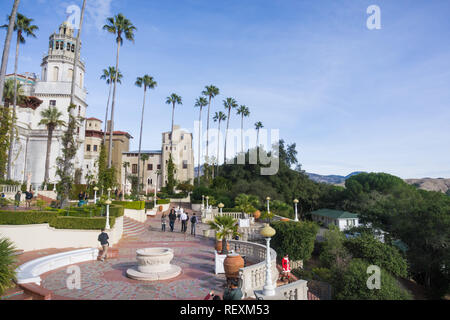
[
  {"xmin": 271, "ymin": 221, "xmax": 319, "ymax": 262},
  {"xmin": 135, "ymin": 75, "xmax": 157, "ymax": 192},
  {"xmin": 236, "ymin": 105, "xmax": 250, "ymax": 153},
  {"xmin": 223, "ymin": 97, "xmax": 238, "ymax": 163},
  {"xmin": 103, "ymin": 13, "xmax": 137, "ymax": 168},
  {"xmin": 165, "ymin": 93, "xmax": 182, "ymax": 149},
  {"xmin": 0, "ymin": 0, "xmax": 20, "ymax": 106},
  {"xmin": 0, "ymin": 106, "xmax": 12, "ymax": 179},
  {"xmin": 166, "ymin": 153, "xmax": 176, "ymax": 194},
  {"xmin": 100, "ymin": 67, "xmax": 123, "ymax": 145},
  {"xmin": 140, "ymin": 153, "xmax": 149, "ymax": 192},
  {"xmin": 332, "ymin": 259, "xmax": 412, "ymax": 300},
  {"xmin": 207, "ymin": 215, "xmax": 241, "ymax": 254},
  {"xmin": 39, "ymin": 107, "xmax": 65, "ymax": 186},
  {"xmin": 255, "ymin": 121, "xmax": 263, "ymax": 147},
  {"xmin": 195, "ymin": 96, "xmax": 208, "ymax": 184},
  {"xmin": 202, "ymin": 85, "xmax": 220, "ymax": 170},
  {"xmin": 235, "ymin": 194, "xmax": 259, "ymax": 216},
  {"xmin": 0, "ymin": 237, "xmax": 17, "ymax": 295},
  {"xmin": 319, "ymin": 225, "xmax": 351, "ymax": 270},
  {"xmin": 213, "ymin": 111, "xmax": 227, "ymax": 176},
  {"xmin": 1, "ymin": 13, "xmax": 38, "ymax": 180}
]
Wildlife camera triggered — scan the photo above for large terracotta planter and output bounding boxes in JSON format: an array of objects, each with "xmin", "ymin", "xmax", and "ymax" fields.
[
  {"xmin": 253, "ymin": 210, "xmax": 261, "ymax": 220},
  {"xmin": 224, "ymin": 253, "xmax": 245, "ymax": 279},
  {"xmin": 281, "ymin": 218, "xmax": 290, "ymax": 222},
  {"xmin": 215, "ymin": 240, "xmax": 230, "ymax": 253},
  {"xmin": 159, "ymin": 205, "xmax": 163, "ymax": 212}
]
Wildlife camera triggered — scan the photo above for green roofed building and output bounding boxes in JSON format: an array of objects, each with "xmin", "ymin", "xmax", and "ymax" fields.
[{"xmin": 310, "ymin": 209, "xmax": 360, "ymax": 231}]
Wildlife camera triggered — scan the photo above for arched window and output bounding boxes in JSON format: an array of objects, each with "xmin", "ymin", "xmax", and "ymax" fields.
[
  {"xmin": 71, "ymin": 44, "xmax": 75, "ymax": 52},
  {"xmin": 55, "ymin": 41, "xmax": 59, "ymax": 50},
  {"xmin": 53, "ymin": 66, "xmax": 59, "ymax": 81},
  {"xmin": 79, "ymin": 73, "xmax": 83, "ymax": 88},
  {"xmin": 68, "ymin": 68, "xmax": 73, "ymax": 81},
  {"xmin": 67, "ymin": 43, "xmax": 71, "ymax": 51},
  {"xmin": 60, "ymin": 42, "xmax": 64, "ymax": 50}
]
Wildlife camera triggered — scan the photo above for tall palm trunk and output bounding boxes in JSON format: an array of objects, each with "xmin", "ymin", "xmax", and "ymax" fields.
[
  {"xmin": 171, "ymin": 103, "xmax": 175, "ymax": 147},
  {"xmin": 197, "ymin": 107, "xmax": 202, "ymax": 185},
  {"xmin": 103, "ymin": 81, "xmax": 113, "ymax": 145},
  {"xmin": 44, "ymin": 124, "xmax": 55, "ymax": 184},
  {"xmin": 7, "ymin": 31, "xmax": 20, "ymax": 180},
  {"xmin": 108, "ymin": 39, "xmax": 121, "ymax": 168},
  {"xmin": 241, "ymin": 115, "xmax": 244, "ymax": 153},
  {"xmin": 0, "ymin": 0, "xmax": 20, "ymax": 105},
  {"xmin": 137, "ymin": 86, "xmax": 146, "ymax": 193},
  {"xmin": 257, "ymin": 129, "xmax": 260, "ymax": 148},
  {"xmin": 206, "ymin": 97, "xmax": 211, "ymax": 165},
  {"xmin": 224, "ymin": 108, "xmax": 231, "ymax": 164},
  {"xmin": 216, "ymin": 120, "xmax": 222, "ymax": 177}
]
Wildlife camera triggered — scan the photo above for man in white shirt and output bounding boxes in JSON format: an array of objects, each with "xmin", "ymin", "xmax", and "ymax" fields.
[{"xmin": 180, "ymin": 211, "xmax": 188, "ymax": 233}]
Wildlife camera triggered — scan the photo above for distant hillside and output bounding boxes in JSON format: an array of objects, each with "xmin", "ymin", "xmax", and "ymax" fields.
[
  {"xmin": 306, "ymin": 172, "xmax": 364, "ymax": 185},
  {"xmin": 406, "ymin": 178, "xmax": 450, "ymax": 194}
]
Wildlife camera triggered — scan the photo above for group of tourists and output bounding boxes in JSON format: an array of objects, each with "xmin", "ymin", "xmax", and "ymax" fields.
[
  {"xmin": 161, "ymin": 206, "xmax": 198, "ymax": 236},
  {"xmin": 14, "ymin": 190, "xmax": 34, "ymax": 208}
]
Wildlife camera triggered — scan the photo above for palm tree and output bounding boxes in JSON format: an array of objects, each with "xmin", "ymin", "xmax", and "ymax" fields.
[
  {"xmin": 39, "ymin": 107, "xmax": 66, "ymax": 185},
  {"xmin": 195, "ymin": 97, "xmax": 208, "ymax": 184},
  {"xmin": 165, "ymin": 93, "xmax": 182, "ymax": 148},
  {"xmin": 0, "ymin": 0, "xmax": 20, "ymax": 106},
  {"xmin": 202, "ymin": 85, "xmax": 220, "ymax": 166},
  {"xmin": 103, "ymin": 13, "xmax": 137, "ymax": 168},
  {"xmin": 2, "ymin": 13, "xmax": 38, "ymax": 180},
  {"xmin": 135, "ymin": 75, "xmax": 157, "ymax": 192},
  {"xmin": 140, "ymin": 154, "xmax": 150, "ymax": 192},
  {"xmin": 237, "ymin": 105, "xmax": 250, "ymax": 153},
  {"xmin": 2, "ymin": 79, "xmax": 23, "ymax": 108},
  {"xmin": 100, "ymin": 67, "xmax": 123, "ymax": 145},
  {"xmin": 0, "ymin": 237, "xmax": 17, "ymax": 295},
  {"xmin": 213, "ymin": 111, "xmax": 227, "ymax": 176},
  {"xmin": 223, "ymin": 97, "xmax": 238, "ymax": 163},
  {"xmin": 207, "ymin": 215, "xmax": 241, "ymax": 255},
  {"xmin": 255, "ymin": 121, "xmax": 264, "ymax": 147}
]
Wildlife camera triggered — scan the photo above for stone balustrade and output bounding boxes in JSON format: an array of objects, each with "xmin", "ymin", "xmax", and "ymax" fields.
[
  {"xmin": 0, "ymin": 185, "xmax": 20, "ymax": 194},
  {"xmin": 254, "ymin": 280, "xmax": 309, "ymax": 300},
  {"xmin": 227, "ymin": 240, "xmax": 279, "ymax": 299}
]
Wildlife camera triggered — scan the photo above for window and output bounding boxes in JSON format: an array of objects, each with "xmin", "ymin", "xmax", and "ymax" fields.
[
  {"xmin": 147, "ymin": 164, "xmax": 153, "ymax": 171},
  {"xmin": 71, "ymin": 44, "xmax": 75, "ymax": 52},
  {"xmin": 132, "ymin": 164, "xmax": 138, "ymax": 174},
  {"xmin": 53, "ymin": 67, "xmax": 59, "ymax": 81},
  {"xmin": 77, "ymin": 127, "xmax": 80, "ymax": 135},
  {"xmin": 49, "ymin": 100, "xmax": 56, "ymax": 107},
  {"xmin": 67, "ymin": 43, "xmax": 71, "ymax": 51},
  {"xmin": 157, "ymin": 165, "xmax": 161, "ymax": 170},
  {"xmin": 183, "ymin": 160, "xmax": 188, "ymax": 169},
  {"xmin": 181, "ymin": 135, "xmax": 184, "ymax": 140},
  {"xmin": 86, "ymin": 145, "xmax": 91, "ymax": 152},
  {"xmin": 93, "ymin": 145, "xmax": 98, "ymax": 152},
  {"xmin": 55, "ymin": 41, "xmax": 59, "ymax": 50},
  {"xmin": 184, "ymin": 146, "xmax": 187, "ymax": 150}
]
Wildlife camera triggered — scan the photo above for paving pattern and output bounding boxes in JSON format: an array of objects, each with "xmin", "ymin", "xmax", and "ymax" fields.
[{"xmin": 41, "ymin": 208, "xmax": 227, "ymax": 300}]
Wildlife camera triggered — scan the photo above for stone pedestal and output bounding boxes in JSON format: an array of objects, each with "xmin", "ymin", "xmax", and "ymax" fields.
[{"xmin": 126, "ymin": 248, "xmax": 181, "ymax": 281}]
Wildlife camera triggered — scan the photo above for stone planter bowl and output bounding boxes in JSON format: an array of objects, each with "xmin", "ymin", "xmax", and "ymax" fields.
[{"xmin": 136, "ymin": 248, "xmax": 175, "ymax": 274}]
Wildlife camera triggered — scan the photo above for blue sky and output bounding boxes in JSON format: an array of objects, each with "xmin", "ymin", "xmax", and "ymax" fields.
[{"xmin": 1, "ymin": 0, "xmax": 449, "ymax": 178}]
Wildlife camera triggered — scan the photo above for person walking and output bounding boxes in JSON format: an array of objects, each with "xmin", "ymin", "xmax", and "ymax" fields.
[
  {"xmin": 180, "ymin": 210, "xmax": 188, "ymax": 233},
  {"xmin": 223, "ymin": 278, "xmax": 243, "ymax": 301},
  {"xmin": 190, "ymin": 213, "xmax": 198, "ymax": 236},
  {"xmin": 98, "ymin": 229, "xmax": 110, "ymax": 262},
  {"xmin": 14, "ymin": 191, "xmax": 21, "ymax": 208},
  {"xmin": 161, "ymin": 213, "xmax": 167, "ymax": 232},
  {"xmin": 169, "ymin": 208, "xmax": 177, "ymax": 232},
  {"xmin": 25, "ymin": 190, "xmax": 33, "ymax": 208}
]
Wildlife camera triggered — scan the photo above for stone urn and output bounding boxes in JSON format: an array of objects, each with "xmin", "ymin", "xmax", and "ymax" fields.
[
  {"xmin": 253, "ymin": 210, "xmax": 261, "ymax": 220},
  {"xmin": 127, "ymin": 248, "xmax": 181, "ymax": 281},
  {"xmin": 202, "ymin": 229, "xmax": 210, "ymax": 237},
  {"xmin": 223, "ymin": 253, "xmax": 244, "ymax": 279}
]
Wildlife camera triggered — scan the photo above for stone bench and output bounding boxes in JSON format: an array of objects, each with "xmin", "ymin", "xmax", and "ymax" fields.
[
  {"xmin": 16, "ymin": 248, "xmax": 99, "ymax": 285},
  {"xmin": 19, "ymin": 283, "xmax": 52, "ymax": 300}
]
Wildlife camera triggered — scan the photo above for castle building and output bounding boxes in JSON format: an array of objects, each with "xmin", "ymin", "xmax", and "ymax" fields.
[{"xmin": 7, "ymin": 22, "xmax": 87, "ymax": 187}]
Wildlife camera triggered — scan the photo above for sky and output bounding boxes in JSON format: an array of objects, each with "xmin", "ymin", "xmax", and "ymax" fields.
[{"xmin": 1, "ymin": 0, "xmax": 449, "ymax": 179}]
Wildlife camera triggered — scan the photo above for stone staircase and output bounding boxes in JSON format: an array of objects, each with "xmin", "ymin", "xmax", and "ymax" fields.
[{"xmin": 123, "ymin": 217, "xmax": 147, "ymax": 239}]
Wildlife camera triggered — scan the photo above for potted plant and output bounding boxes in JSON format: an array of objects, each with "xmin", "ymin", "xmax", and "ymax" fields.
[{"xmin": 207, "ymin": 215, "xmax": 240, "ymax": 255}]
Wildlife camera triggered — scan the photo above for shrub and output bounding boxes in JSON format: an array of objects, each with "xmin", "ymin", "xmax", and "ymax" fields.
[
  {"xmin": 51, "ymin": 216, "xmax": 115, "ymax": 230},
  {"xmin": 271, "ymin": 221, "xmax": 319, "ymax": 262},
  {"xmin": 145, "ymin": 202, "xmax": 155, "ymax": 210},
  {"xmin": 0, "ymin": 211, "xmax": 58, "ymax": 225},
  {"xmin": 0, "ymin": 237, "xmax": 17, "ymax": 295},
  {"xmin": 157, "ymin": 199, "xmax": 170, "ymax": 205},
  {"xmin": 112, "ymin": 201, "xmax": 145, "ymax": 210}
]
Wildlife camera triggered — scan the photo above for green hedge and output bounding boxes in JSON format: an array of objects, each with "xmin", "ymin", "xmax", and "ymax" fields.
[
  {"xmin": 51, "ymin": 216, "xmax": 116, "ymax": 230},
  {"xmin": 145, "ymin": 202, "xmax": 155, "ymax": 210},
  {"xmin": 157, "ymin": 199, "xmax": 170, "ymax": 205},
  {"xmin": 0, "ymin": 210, "xmax": 117, "ymax": 230},
  {"xmin": 112, "ymin": 201, "xmax": 145, "ymax": 210}
]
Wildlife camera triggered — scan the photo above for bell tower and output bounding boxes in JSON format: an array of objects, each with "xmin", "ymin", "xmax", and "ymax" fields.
[{"xmin": 41, "ymin": 21, "xmax": 85, "ymax": 86}]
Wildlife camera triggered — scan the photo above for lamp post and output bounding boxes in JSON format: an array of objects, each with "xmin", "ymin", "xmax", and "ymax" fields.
[
  {"xmin": 154, "ymin": 175, "xmax": 157, "ymax": 209},
  {"xmin": 202, "ymin": 195, "xmax": 205, "ymax": 210},
  {"xmin": 266, "ymin": 197, "xmax": 271, "ymax": 214},
  {"xmin": 261, "ymin": 224, "xmax": 276, "ymax": 296},
  {"xmin": 206, "ymin": 196, "xmax": 209, "ymax": 210},
  {"xmin": 294, "ymin": 199, "xmax": 299, "ymax": 222},
  {"xmin": 105, "ymin": 199, "xmax": 112, "ymax": 230},
  {"xmin": 107, "ymin": 187, "xmax": 112, "ymax": 199},
  {"xmin": 218, "ymin": 203, "xmax": 224, "ymax": 215},
  {"xmin": 93, "ymin": 187, "xmax": 99, "ymax": 204}
]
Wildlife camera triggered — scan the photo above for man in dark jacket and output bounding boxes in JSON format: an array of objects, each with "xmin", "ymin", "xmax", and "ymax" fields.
[
  {"xmin": 223, "ymin": 278, "xmax": 243, "ymax": 300},
  {"xmin": 168, "ymin": 208, "xmax": 177, "ymax": 232},
  {"xmin": 190, "ymin": 213, "xmax": 198, "ymax": 236},
  {"xmin": 98, "ymin": 229, "xmax": 109, "ymax": 262}
]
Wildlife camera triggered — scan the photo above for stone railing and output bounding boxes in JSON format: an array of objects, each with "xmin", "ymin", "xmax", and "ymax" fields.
[
  {"xmin": 254, "ymin": 280, "xmax": 309, "ymax": 300},
  {"xmin": 228, "ymin": 240, "xmax": 279, "ymax": 299},
  {"xmin": 0, "ymin": 185, "xmax": 20, "ymax": 194}
]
